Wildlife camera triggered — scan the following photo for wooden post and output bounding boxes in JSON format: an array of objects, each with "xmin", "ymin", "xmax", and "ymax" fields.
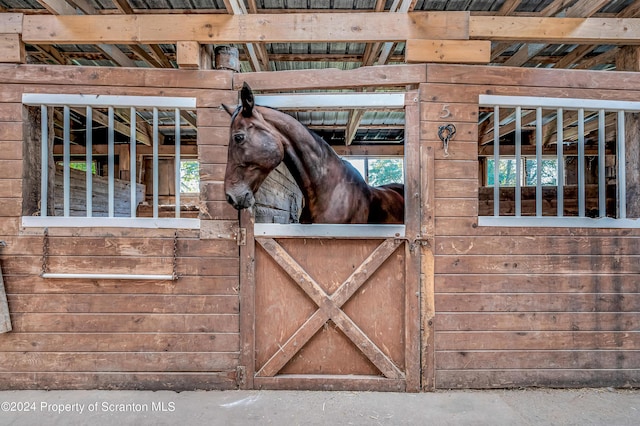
[
  {"xmin": 176, "ymin": 41, "xmax": 201, "ymax": 69},
  {"xmin": 0, "ymin": 34, "xmax": 25, "ymax": 63},
  {"xmin": 119, "ymin": 143, "xmax": 130, "ymax": 181},
  {"xmin": 22, "ymin": 106, "xmax": 55, "ymax": 216},
  {"xmin": 615, "ymin": 47, "xmax": 640, "ymax": 217}
]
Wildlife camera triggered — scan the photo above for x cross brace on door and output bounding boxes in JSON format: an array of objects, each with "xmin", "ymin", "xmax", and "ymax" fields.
[{"xmin": 255, "ymin": 237, "xmax": 404, "ymax": 379}]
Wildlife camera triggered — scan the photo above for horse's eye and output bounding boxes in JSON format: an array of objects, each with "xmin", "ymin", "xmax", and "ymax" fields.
[{"xmin": 233, "ymin": 134, "xmax": 245, "ymax": 144}]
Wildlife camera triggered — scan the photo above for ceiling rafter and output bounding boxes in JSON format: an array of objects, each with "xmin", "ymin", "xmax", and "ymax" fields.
[
  {"xmin": 551, "ymin": 0, "xmax": 640, "ymax": 69},
  {"xmin": 346, "ymin": 0, "xmax": 416, "ymax": 147},
  {"xmin": 224, "ymin": 0, "xmax": 269, "ymax": 72},
  {"xmin": 35, "ymin": 0, "xmax": 137, "ymax": 67},
  {"xmin": 501, "ymin": 0, "xmax": 610, "ymax": 67},
  {"xmin": 111, "ymin": 0, "xmax": 173, "ymax": 68},
  {"xmin": 490, "ymin": 0, "xmax": 524, "ymax": 60}
]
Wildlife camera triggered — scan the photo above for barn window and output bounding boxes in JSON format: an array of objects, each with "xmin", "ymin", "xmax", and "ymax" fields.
[
  {"xmin": 345, "ymin": 157, "xmax": 405, "ymax": 186},
  {"xmin": 478, "ymin": 95, "xmax": 639, "ymax": 227},
  {"xmin": 250, "ymin": 91, "xmax": 409, "ymax": 237},
  {"xmin": 21, "ymin": 94, "xmax": 199, "ymax": 229}
]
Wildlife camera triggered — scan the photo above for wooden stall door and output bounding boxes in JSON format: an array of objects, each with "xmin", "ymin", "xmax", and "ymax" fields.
[
  {"xmin": 254, "ymin": 238, "xmax": 418, "ymax": 390},
  {"xmin": 236, "ymin": 93, "xmax": 423, "ymax": 392},
  {"xmin": 241, "ymin": 234, "xmax": 419, "ymax": 392}
]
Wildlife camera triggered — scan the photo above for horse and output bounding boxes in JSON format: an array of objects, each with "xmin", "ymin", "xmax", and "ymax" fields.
[{"xmin": 223, "ymin": 82, "xmax": 404, "ymax": 224}]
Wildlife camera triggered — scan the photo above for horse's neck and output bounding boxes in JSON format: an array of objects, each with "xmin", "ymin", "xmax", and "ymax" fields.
[{"xmin": 264, "ymin": 108, "xmax": 342, "ymax": 197}]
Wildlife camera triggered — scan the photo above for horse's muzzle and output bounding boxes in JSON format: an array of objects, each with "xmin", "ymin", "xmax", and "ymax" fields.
[{"xmin": 225, "ymin": 189, "xmax": 255, "ymax": 210}]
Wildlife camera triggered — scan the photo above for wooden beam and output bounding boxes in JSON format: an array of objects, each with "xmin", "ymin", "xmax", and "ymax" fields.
[
  {"xmin": 0, "ymin": 34, "xmax": 25, "ymax": 63},
  {"xmin": 539, "ymin": 0, "xmax": 573, "ymax": 17},
  {"xmin": 345, "ymin": 109, "xmax": 364, "ymax": 146},
  {"xmin": 332, "ymin": 145, "xmax": 403, "ymax": 156},
  {"xmin": 552, "ymin": 44, "xmax": 595, "ymax": 69},
  {"xmin": 35, "ymin": 0, "xmax": 137, "ymax": 68},
  {"xmin": 33, "ymin": 44, "xmax": 70, "ymax": 64},
  {"xmin": 470, "ymin": 16, "xmax": 640, "ymax": 45},
  {"xmin": 405, "ymin": 39, "xmax": 490, "ymax": 64},
  {"xmin": 618, "ymin": 0, "xmax": 640, "ymax": 18},
  {"xmin": 501, "ymin": 43, "xmax": 546, "ymax": 67},
  {"xmin": 224, "ymin": 0, "xmax": 268, "ymax": 72},
  {"xmin": 375, "ymin": 0, "xmax": 416, "ymax": 66},
  {"xmin": 501, "ymin": 1, "xmax": 608, "ymax": 68},
  {"xmin": 177, "ymin": 41, "xmax": 201, "ymax": 69},
  {"xmin": 574, "ymin": 47, "xmax": 618, "ymax": 69},
  {"xmin": 553, "ymin": 0, "xmax": 640, "ymax": 69},
  {"xmin": 497, "ymin": 0, "xmax": 522, "ymax": 15},
  {"xmin": 18, "ymin": 12, "xmax": 640, "ymax": 46},
  {"xmin": 21, "ymin": 12, "xmax": 470, "ymax": 44},
  {"xmin": 0, "ymin": 13, "xmax": 22, "ymax": 33}
]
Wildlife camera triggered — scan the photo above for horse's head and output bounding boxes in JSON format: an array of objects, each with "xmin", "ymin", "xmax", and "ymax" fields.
[{"xmin": 223, "ymin": 82, "xmax": 285, "ymax": 210}]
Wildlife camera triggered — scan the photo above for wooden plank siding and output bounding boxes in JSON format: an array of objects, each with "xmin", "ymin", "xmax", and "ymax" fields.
[
  {"xmin": 2, "ymin": 60, "xmax": 640, "ymax": 391},
  {"xmin": 423, "ymin": 64, "xmax": 640, "ymax": 389},
  {"xmin": 0, "ymin": 64, "xmax": 241, "ymax": 390}
]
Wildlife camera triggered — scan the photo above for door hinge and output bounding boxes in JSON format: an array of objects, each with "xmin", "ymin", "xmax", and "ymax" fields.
[{"xmin": 236, "ymin": 228, "xmax": 246, "ymax": 246}]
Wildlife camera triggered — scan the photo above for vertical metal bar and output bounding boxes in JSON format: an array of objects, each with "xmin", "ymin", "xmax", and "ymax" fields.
[
  {"xmin": 174, "ymin": 108, "xmax": 181, "ymax": 218},
  {"xmin": 108, "ymin": 107, "xmax": 115, "ymax": 218},
  {"xmin": 556, "ymin": 108, "xmax": 564, "ymax": 217},
  {"xmin": 153, "ymin": 107, "xmax": 159, "ymax": 219},
  {"xmin": 578, "ymin": 108, "xmax": 585, "ymax": 218},
  {"xmin": 85, "ymin": 106, "xmax": 93, "ymax": 217},
  {"xmin": 63, "ymin": 106, "xmax": 70, "ymax": 217},
  {"xmin": 515, "ymin": 106, "xmax": 522, "ymax": 217},
  {"xmin": 618, "ymin": 110, "xmax": 627, "ymax": 219},
  {"xmin": 40, "ymin": 105, "xmax": 48, "ymax": 217},
  {"xmin": 536, "ymin": 107, "xmax": 543, "ymax": 217},
  {"xmin": 130, "ymin": 107, "xmax": 137, "ymax": 218},
  {"xmin": 493, "ymin": 106, "xmax": 500, "ymax": 217},
  {"xmin": 598, "ymin": 109, "xmax": 606, "ymax": 218}
]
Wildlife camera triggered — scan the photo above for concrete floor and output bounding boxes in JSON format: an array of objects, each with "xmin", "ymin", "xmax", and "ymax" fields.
[{"xmin": 0, "ymin": 388, "xmax": 638, "ymax": 425}]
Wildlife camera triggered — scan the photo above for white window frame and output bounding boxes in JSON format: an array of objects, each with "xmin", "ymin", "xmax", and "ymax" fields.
[
  {"xmin": 479, "ymin": 95, "xmax": 640, "ymax": 228},
  {"xmin": 21, "ymin": 94, "xmax": 199, "ymax": 229},
  {"xmin": 252, "ymin": 92, "xmax": 407, "ymax": 238}
]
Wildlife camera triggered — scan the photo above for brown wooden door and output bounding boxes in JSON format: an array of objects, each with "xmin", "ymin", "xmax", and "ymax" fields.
[
  {"xmin": 243, "ymin": 234, "xmax": 419, "ymax": 391},
  {"xmin": 236, "ymin": 93, "xmax": 423, "ymax": 391}
]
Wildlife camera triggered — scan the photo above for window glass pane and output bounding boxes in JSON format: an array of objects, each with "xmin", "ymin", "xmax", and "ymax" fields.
[
  {"xmin": 180, "ymin": 160, "xmax": 200, "ymax": 193},
  {"xmin": 486, "ymin": 159, "xmax": 517, "ymax": 186},
  {"xmin": 368, "ymin": 159, "xmax": 404, "ymax": 186},
  {"xmin": 525, "ymin": 159, "xmax": 558, "ymax": 186},
  {"xmin": 343, "ymin": 157, "xmax": 404, "ymax": 186}
]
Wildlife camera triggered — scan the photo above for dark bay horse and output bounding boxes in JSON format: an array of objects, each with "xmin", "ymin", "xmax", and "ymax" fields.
[{"xmin": 223, "ymin": 83, "xmax": 404, "ymax": 224}]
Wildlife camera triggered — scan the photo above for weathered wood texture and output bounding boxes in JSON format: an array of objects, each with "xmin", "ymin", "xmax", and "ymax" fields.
[
  {"xmin": 423, "ymin": 63, "xmax": 640, "ymax": 389},
  {"xmin": 4, "ymin": 61, "xmax": 640, "ymax": 392},
  {"xmin": 53, "ymin": 165, "xmax": 145, "ymax": 217},
  {"xmin": 252, "ymin": 237, "xmax": 417, "ymax": 391},
  {"xmin": 0, "ymin": 64, "xmax": 240, "ymax": 390},
  {"xmin": 254, "ymin": 164, "xmax": 303, "ymax": 224}
]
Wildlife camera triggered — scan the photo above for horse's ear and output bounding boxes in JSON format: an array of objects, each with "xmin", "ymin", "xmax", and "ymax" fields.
[
  {"xmin": 221, "ymin": 104, "xmax": 235, "ymax": 116},
  {"xmin": 240, "ymin": 81, "xmax": 254, "ymax": 118}
]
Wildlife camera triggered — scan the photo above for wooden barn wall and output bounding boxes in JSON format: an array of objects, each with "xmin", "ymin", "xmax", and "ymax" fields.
[
  {"xmin": 422, "ymin": 64, "xmax": 640, "ymax": 389},
  {"xmin": 0, "ymin": 64, "xmax": 242, "ymax": 390}
]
